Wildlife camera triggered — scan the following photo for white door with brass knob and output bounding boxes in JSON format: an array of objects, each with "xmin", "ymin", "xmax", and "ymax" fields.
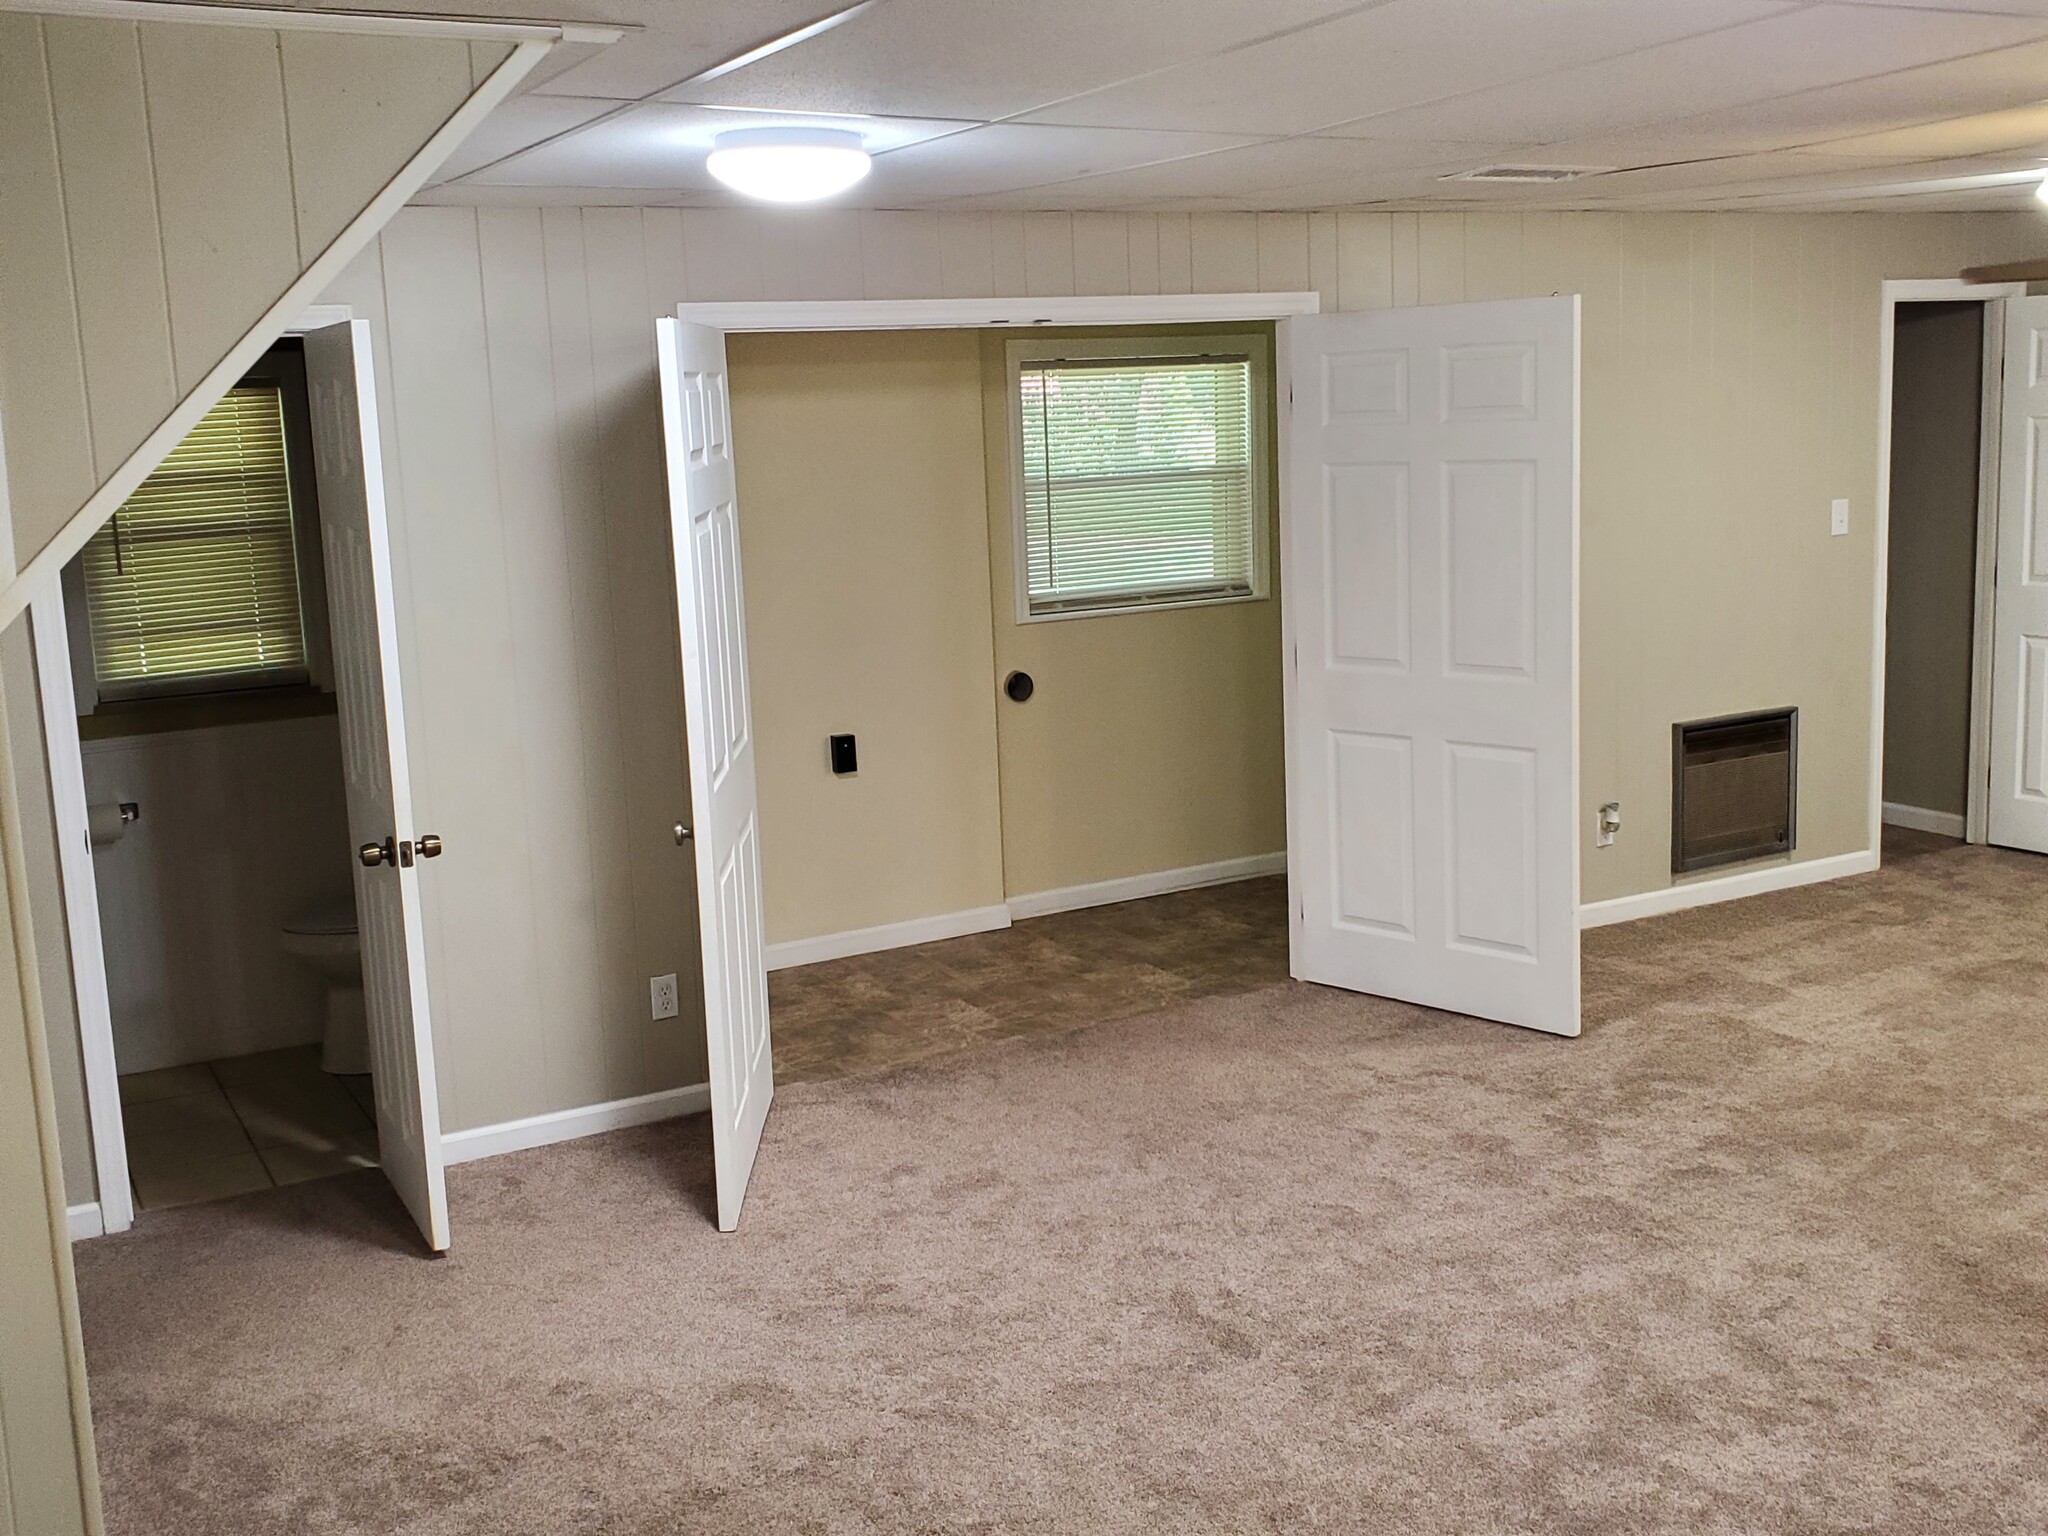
[
  {"xmin": 657, "ymin": 316, "xmax": 774, "ymax": 1233},
  {"xmin": 306, "ymin": 318, "xmax": 451, "ymax": 1252}
]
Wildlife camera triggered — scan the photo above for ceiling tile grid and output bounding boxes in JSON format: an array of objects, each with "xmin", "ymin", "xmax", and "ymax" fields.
[{"xmin": 400, "ymin": 0, "xmax": 2048, "ymax": 213}]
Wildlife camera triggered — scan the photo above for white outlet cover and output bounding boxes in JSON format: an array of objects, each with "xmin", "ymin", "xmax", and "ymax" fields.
[
  {"xmin": 1831, "ymin": 497, "xmax": 1849, "ymax": 536},
  {"xmin": 650, "ymin": 972, "xmax": 679, "ymax": 1021}
]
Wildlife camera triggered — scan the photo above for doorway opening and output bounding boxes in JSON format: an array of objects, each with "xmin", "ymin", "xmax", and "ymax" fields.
[
  {"xmin": 720, "ymin": 321, "xmax": 1291, "ymax": 1088},
  {"xmin": 1877, "ymin": 278, "xmax": 2048, "ymax": 860},
  {"xmin": 28, "ymin": 312, "xmax": 450, "ymax": 1249}
]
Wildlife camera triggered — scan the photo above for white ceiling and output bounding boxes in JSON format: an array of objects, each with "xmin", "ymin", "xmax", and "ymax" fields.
[{"xmin": 323, "ymin": 0, "xmax": 2048, "ymax": 210}]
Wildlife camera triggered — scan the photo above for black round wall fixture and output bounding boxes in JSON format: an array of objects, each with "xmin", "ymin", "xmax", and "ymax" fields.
[{"xmin": 1004, "ymin": 670, "xmax": 1035, "ymax": 703}]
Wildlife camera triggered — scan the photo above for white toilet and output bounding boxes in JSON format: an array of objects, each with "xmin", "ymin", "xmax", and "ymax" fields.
[{"xmin": 281, "ymin": 898, "xmax": 369, "ymax": 1076}]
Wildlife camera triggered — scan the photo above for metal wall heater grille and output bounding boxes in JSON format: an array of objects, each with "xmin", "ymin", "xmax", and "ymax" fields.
[{"xmin": 1673, "ymin": 709, "xmax": 1797, "ymax": 874}]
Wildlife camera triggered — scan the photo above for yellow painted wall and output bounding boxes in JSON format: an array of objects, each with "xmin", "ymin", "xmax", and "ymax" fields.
[
  {"xmin": 728, "ymin": 330, "xmax": 1007, "ymax": 945},
  {"xmin": 978, "ymin": 327, "xmax": 1287, "ymax": 899}
]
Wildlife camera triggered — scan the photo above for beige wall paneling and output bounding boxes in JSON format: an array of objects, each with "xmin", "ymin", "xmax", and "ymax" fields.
[
  {"xmin": 1073, "ymin": 213, "xmax": 1132, "ymax": 297},
  {"xmin": 0, "ymin": 14, "xmax": 96, "ymax": 571},
  {"xmin": 43, "ymin": 19, "xmax": 178, "ymax": 489},
  {"xmin": 1255, "ymin": 212, "xmax": 1311, "ymax": 294},
  {"xmin": 939, "ymin": 212, "xmax": 997, "ymax": 299},
  {"xmin": 728, "ymin": 330, "xmax": 1007, "ymax": 946},
  {"xmin": 860, "ymin": 211, "xmax": 947, "ymax": 301},
  {"xmin": 139, "ymin": 21, "xmax": 303, "ymax": 395},
  {"xmin": 0, "ymin": 10, "xmax": 543, "ymax": 610},
  {"xmin": 1190, "ymin": 212, "xmax": 1259, "ymax": 293},
  {"xmin": 281, "ymin": 32, "xmax": 477, "ymax": 261},
  {"xmin": 1023, "ymin": 212, "xmax": 1077, "ymax": 298},
  {"xmin": 1884, "ymin": 301, "xmax": 1985, "ymax": 822},
  {"xmin": 0, "ymin": 649, "xmax": 99, "ymax": 1536},
  {"xmin": 577, "ymin": 207, "xmax": 701, "ymax": 1097},
  {"xmin": 980, "ymin": 325, "xmax": 1288, "ymax": 900},
  {"xmin": 377, "ymin": 208, "xmax": 553, "ymax": 1131}
]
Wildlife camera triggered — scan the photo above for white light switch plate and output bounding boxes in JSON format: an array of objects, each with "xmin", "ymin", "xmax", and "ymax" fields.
[
  {"xmin": 650, "ymin": 973, "xmax": 679, "ymax": 1021},
  {"xmin": 1831, "ymin": 497, "xmax": 1849, "ymax": 536}
]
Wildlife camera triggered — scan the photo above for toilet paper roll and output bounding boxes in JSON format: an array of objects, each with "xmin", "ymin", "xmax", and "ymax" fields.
[{"xmin": 87, "ymin": 801, "xmax": 132, "ymax": 847}]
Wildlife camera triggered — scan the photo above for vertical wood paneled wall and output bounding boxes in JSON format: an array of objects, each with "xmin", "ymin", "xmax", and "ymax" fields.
[
  {"xmin": 325, "ymin": 203, "xmax": 2037, "ymax": 1135},
  {"xmin": 0, "ymin": 12, "xmax": 492, "ymax": 574}
]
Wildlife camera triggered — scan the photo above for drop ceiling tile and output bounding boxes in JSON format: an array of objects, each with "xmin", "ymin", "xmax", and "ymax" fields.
[
  {"xmin": 663, "ymin": 0, "xmax": 1368, "ymax": 121},
  {"xmin": 858, "ymin": 123, "xmax": 1265, "ymax": 203},
  {"xmin": 1019, "ymin": 0, "xmax": 1791, "ymax": 138},
  {"xmin": 997, "ymin": 137, "xmax": 1513, "ymax": 206},
  {"xmin": 1532, "ymin": 39, "xmax": 2048, "ymax": 163},
  {"xmin": 1801, "ymin": 103, "xmax": 2048, "ymax": 159},
  {"xmin": 433, "ymin": 96, "xmax": 622, "ymax": 183},
  {"xmin": 462, "ymin": 103, "xmax": 971, "ymax": 190},
  {"xmin": 531, "ymin": 0, "xmax": 851, "ymax": 100},
  {"xmin": 1320, "ymin": 5, "xmax": 2048, "ymax": 147}
]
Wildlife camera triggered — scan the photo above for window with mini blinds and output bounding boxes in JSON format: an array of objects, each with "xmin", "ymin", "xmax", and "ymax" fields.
[
  {"xmin": 1009, "ymin": 335, "xmax": 1271, "ymax": 619},
  {"xmin": 81, "ymin": 383, "xmax": 310, "ymax": 698}
]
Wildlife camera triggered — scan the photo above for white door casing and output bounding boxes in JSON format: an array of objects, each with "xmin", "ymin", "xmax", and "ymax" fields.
[
  {"xmin": 303, "ymin": 319, "xmax": 450, "ymax": 1251},
  {"xmin": 1988, "ymin": 296, "xmax": 2048, "ymax": 855},
  {"xmin": 655, "ymin": 317, "xmax": 774, "ymax": 1232},
  {"xmin": 1284, "ymin": 298, "xmax": 1581, "ymax": 1037}
]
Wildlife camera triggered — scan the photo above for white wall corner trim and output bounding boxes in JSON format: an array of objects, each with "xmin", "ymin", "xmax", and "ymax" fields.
[
  {"xmin": 1007, "ymin": 852, "xmax": 1289, "ymax": 922},
  {"xmin": 676, "ymin": 293, "xmax": 1323, "ymax": 333},
  {"xmin": 1577, "ymin": 849, "xmax": 1881, "ymax": 929},
  {"xmin": 766, "ymin": 904, "xmax": 1011, "ymax": 972},
  {"xmin": 66, "ymin": 1202, "xmax": 103, "ymax": 1242},
  {"xmin": 439, "ymin": 1082, "xmax": 712, "ymax": 1166},
  {"xmin": 1881, "ymin": 802, "xmax": 1967, "ymax": 839}
]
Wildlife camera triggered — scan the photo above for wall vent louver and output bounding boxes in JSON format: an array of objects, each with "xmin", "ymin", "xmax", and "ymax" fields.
[
  {"xmin": 1672, "ymin": 709, "xmax": 1797, "ymax": 875},
  {"xmin": 1443, "ymin": 165, "xmax": 1612, "ymax": 184}
]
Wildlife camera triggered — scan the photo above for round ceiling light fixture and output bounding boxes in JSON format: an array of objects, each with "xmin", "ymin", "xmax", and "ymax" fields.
[{"xmin": 707, "ymin": 126, "xmax": 871, "ymax": 203}]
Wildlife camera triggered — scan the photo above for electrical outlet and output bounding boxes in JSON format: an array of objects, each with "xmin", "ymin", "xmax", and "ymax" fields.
[
  {"xmin": 1831, "ymin": 497, "xmax": 1849, "ymax": 537},
  {"xmin": 650, "ymin": 973, "xmax": 679, "ymax": 1021},
  {"xmin": 1596, "ymin": 802, "xmax": 1622, "ymax": 848}
]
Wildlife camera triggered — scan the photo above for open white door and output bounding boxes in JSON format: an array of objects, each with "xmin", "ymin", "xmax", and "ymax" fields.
[
  {"xmin": 655, "ymin": 318, "xmax": 774, "ymax": 1232},
  {"xmin": 1987, "ymin": 296, "xmax": 2048, "ymax": 855},
  {"xmin": 304, "ymin": 319, "xmax": 450, "ymax": 1251},
  {"xmin": 1285, "ymin": 297, "xmax": 1581, "ymax": 1037}
]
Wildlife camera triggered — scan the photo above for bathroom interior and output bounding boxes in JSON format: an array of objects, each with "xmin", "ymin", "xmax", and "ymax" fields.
[{"xmin": 70, "ymin": 338, "xmax": 379, "ymax": 1213}]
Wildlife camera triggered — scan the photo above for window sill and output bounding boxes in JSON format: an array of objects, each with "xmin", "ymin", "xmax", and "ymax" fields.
[{"xmin": 1017, "ymin": 588, "xmax": 1270, "ymax": 625}]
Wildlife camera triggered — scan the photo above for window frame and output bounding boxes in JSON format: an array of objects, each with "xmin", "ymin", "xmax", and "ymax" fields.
[
  {"xmin": 1004, "ymin": 331, "xmax": 1274, "ymax": 624},
  {"xmin": 77, "ymin": 344, "xmax": 332, "ymax": 706}
]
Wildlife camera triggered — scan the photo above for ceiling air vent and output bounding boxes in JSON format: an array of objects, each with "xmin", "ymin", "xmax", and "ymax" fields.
[{"xmin": 1443, "ymin": 165, "xmax": 1611, "ymax": 184}]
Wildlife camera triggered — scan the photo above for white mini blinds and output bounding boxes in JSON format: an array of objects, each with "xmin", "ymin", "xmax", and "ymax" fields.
[
  {"xmin": 82, "ymin": 384, "xmax": 309, "ymax": 696},
  {"xmin": 1015, "ymin": 346, "xmax": 1266, "ymax": 617}
]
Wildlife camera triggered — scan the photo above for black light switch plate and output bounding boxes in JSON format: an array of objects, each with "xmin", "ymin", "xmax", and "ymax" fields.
[{"xmin": 829, "ymin": 733, "xmax": 857, "ymax": 775}]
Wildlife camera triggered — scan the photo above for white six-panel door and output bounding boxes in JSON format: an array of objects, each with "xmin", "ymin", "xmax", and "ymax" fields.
[
  {"xmin": 303, "ymin": 319, "xmax": 451, "ymax": 1251},
  {"xmin": 1285, "ymin": 298, "xmax": 1581, "ymax": 1037},
  {"xmin": 655, "ymin": 318, "xmax": 774, "ymax": 1232},
  {"xmin": 1988, "ymin": 296, "xmax": 2048, "ymax": 855}
]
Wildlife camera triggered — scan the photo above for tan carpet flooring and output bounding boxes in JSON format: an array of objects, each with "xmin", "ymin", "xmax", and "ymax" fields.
[{"xmin": 75, "ymin": 832, "xmax": 2048, "ymax": 1534}]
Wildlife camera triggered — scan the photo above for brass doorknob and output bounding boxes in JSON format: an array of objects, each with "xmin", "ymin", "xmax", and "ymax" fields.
[
  {"xmin": 416, "ymin": 834, "xmax": 444, "ymax": 859},
  {"xmin": 359, "ymin": 838, "xmax": 394, "ymax": 868}
]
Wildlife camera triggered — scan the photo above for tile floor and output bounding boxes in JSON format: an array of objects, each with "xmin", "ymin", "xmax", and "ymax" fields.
[
  {"xmin": 118, "ymin": 1044, "xmax": 379, "ymax": 1212},
  {"xmin": 769, "ymin": 874, "xmax": 1290, "ymax": 1086}
]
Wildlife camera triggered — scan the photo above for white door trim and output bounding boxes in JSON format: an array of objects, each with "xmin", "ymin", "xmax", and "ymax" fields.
[
  {"xmin": 675, "ymin": 293, "xmax": 1323, "ymax": 333},
  {"xmin": 27, "ymin": 583, "xmax": 131, "ymax": 1234},
  {"xmin": 1874, "ymin": 277, "xmax": 2022, "ymax": 852}
]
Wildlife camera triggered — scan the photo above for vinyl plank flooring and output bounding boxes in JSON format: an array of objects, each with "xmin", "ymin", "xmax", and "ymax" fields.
[{"xmin": 770, "ymin": 876, "xmax": 1288, "ymax": 1087}]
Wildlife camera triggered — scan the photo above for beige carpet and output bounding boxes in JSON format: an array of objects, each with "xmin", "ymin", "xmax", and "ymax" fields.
[{"xmin": 75, "ymin": 832, "xmax": 2048, "ymax": 1534}]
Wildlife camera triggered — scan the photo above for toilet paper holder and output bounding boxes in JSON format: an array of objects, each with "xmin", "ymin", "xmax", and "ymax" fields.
[{"xmin": 85, "ymin": 801, "xmax": 140, "ymax": 850}]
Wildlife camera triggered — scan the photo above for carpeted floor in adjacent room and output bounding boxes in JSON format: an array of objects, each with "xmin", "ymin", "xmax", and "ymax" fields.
[{"xmin": 73, "ymin": 830, "xmax": 2048, "ymax": 1534}]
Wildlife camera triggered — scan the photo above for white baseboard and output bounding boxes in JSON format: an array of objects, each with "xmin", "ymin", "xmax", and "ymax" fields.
[
  {"xmin": 67, "ymin": 1202, "xmax": 104, "ymax": 1242},
  {"xmin": 440, "ymin": 1082, "xmax": 711, "ymax": 1166},
  {"xmin": 1882, "ymin": 801, "xmax": 1966, "ymax": 839},
  {"xmin": 766, "ymin": 903, "xmax": 1011, "ymax": 972},
  {"xmin": 1007, "ymin": 852, "xmax": 1289, "ymax": 921},
  {"xmin": 1577, "ymin": 849, "xmax": 1880, "ymax": 930}
]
